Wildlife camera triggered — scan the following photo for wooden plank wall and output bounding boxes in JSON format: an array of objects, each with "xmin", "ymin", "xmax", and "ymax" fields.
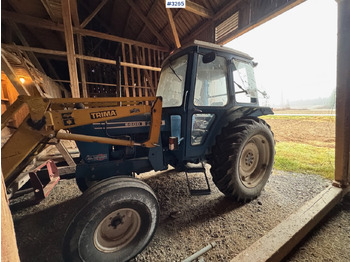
[
  {"xmin": 1, "ymin": 174, "xmax": 20, "ymax": 262},
  {"xmin": 120, "ymin": 43, "xmax": 164, "ymax": 98}
]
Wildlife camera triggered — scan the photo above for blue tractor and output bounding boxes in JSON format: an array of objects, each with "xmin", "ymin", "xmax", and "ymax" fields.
[{"xmin": 63, "ymin": 41, "xmax": 275, "ymax": 261}]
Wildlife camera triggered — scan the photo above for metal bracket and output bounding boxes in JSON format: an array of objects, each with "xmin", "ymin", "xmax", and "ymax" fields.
[{"xmin": 29, "ymin": 160, "xmax": 60, "ymax": 202}]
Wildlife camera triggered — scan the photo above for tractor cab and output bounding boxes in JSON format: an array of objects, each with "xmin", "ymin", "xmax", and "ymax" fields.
[{"xmin": 157, "ymin": 40, "xmax": 269, "ymax": 166}]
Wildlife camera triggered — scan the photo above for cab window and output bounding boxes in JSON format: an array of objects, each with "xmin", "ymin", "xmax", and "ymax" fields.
[{"xmin": 194, "ymin": 55, "xmax": 228, "ymax": 107}]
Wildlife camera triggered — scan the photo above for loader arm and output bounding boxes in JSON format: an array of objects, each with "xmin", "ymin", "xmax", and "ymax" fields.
[{"xmin": 1, "ymin": 95, "xmax": 162, "ymax": 185}]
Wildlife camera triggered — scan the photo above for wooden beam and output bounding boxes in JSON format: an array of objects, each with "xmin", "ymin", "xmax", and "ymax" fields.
[
  {"xmin": 40, "ymin": 0, "xmax": 57, "ymax": 22},
  {"xmin": 61, "ymin": 0, "xmax": 80, "ymax": 98},
  {"xmin": 183, "ymin": 0, "xmax": 243, "ymax": 45},
  {"xmin": 75, "ymin": 54, "xmax": 115, "ymax": 65},
  {"xmin": 128, "ymin": 44, "xmax": 136, "ymax": 96},
  {"xmin": 231, "ymin": 186, "xmax": 344, "ymax": 262},
  {"xmin": 135, "ymin": 49, "xmax": 142, "ymax": 97},
  {"xmin": 147, "ymin": 48, "xmax": 153, "ymax": 93},
  {"xmin": 77, "ymin": 36, "xmax": 88, "ymax": 98},
  {"xmin": 201, "ymin": 0, "xmax": 215, "ymax": 12},
  {"xmin": 4, "ymin": 19, "xmax": 63, "ymax": 84},
  {"xmin": 80, "ymin": 0, "xmax": 109, "ymax": 28},
  {"xmin": 123, "ymin": 6, "xmax": 133, "ymax": 37},
  {"xmin": 1, "ymin": 11, "xmax": 169, "ymax": 52},
  {"xmin": 54, "ymin": 79, "xmax": 117, "ymax": 87},
  {"xmin": 158, "ymin": 9, "xmax": 182, "ymax": 41},
  {"xmin": 1, "ymin": 51, "xmax": 30, "ymax": 96},
  {"xmin": 121, "ymin": 61, "xmax": 160, "ymax": 71},
  {"xmin": 166, "ymin": 8, "xmax": 181, "ymax": 49},
  {"xmin": 185, "ymin": 0, "xmax": 213, "ymax": 19},
  {"xmin": 121, "ymin": 43, "xmax": 130, "ymax": 97},
  {"xmin": 80, "ymin": 1, "xmax": 115, "ymax": 35},
  {"xmin": 5, "ymin": 20, "xmax": 45, "ymax": 73},
  {"xmin": 75, "ymin": 27, "xmax": 169, "ymax": 52},
  {"xmin": 2, "ymin": 44, "xmax": 67, "ymax": 56},
  {"xmin": 70, "ymin": 0, "xmax": 80, "ymax": 26},
  {"xmin": 2, "ymin": 44, "xmax": 162, "ymax": 71},
  {"xmin": 126, "ymin": 0, "xmax": 169, "ymax": 47},
  {"xmin": 2, "ymin": 10, "xmax": 63, "ymax": 32},
  {"xmin": 217, "ymin": 0, "xmax": 306, "ymax": 45},
  {"xmin": 334, "ymin": 0, "xmax": 350, "ymax": 186},
  {"xmin": 71, "ymin": 0, "xmax": 88, "ymax": 98},
  {"xmin": 136, "ymin": 0, "xmax": 160, "ymax": 40},
  {"xmin": 75, "ymin": 55, "xmax": 161, "ymax": 71}
]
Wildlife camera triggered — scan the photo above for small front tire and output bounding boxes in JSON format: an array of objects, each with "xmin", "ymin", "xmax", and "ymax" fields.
[{"xmin": 63, "ymin": 177, "xmax": 159, "ymax": 262}]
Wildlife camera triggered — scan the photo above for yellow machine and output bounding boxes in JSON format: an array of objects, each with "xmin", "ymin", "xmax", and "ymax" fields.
[{"xmin": 1, "ymin": 95, "xmax": 162, "ymax": 189}]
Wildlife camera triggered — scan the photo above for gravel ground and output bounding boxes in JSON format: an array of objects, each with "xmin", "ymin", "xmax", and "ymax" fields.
[{"xmin": 9, "ymin": 167, "xmax": 350, "ymax": 262}]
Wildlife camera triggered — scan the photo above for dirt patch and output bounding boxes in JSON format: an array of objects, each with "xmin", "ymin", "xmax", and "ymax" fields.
[
  {"xmin": 10, "ymin": 168, "xmax": 349, "ymax": 262},
  {"xmin": 265, "ymin": 118, "xmax": 335, "ymax": 148}
]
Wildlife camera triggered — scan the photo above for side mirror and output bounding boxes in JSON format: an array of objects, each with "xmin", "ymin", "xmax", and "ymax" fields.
[{"xmin": 202, "ymin": 52, "xmax": 216, "ymax": 64}]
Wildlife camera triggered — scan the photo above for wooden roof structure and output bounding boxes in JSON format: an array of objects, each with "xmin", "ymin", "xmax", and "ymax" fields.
[
  {"xmin": 1, "ymin": 0, "xmax": 305, "ymax": 98},
  {"xmin": 1, "ymin": 1, "xmax": 350, "ymax": 261}
]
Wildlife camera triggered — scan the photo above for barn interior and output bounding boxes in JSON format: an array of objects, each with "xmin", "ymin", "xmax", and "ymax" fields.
[{"xmin": 1, "ymin": 0, "xmax": 349, "ymax": 261}]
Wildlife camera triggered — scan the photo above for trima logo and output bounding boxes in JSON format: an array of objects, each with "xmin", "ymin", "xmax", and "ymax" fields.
[{"xmin": 90, "ymin": 110, "xmax": 118, "ymax": 119}]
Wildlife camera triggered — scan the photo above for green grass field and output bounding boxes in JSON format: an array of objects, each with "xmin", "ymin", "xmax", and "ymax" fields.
[
  {"xmin": 262, "ymin": 114, "xmax": 335, "ymax": 179},
  {"xmin": 274, "ymin": 142, "xmax": 335, "ymax": 179}
]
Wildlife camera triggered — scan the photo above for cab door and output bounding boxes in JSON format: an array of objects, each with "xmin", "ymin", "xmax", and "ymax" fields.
[{"xmin": 185, "ymin": 53, "xmax": 230, "ymax": 159}]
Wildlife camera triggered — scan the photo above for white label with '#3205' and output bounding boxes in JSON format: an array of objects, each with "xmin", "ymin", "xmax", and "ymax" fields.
[{"xmin": 166, "ymin": 0, "xmax": 186, "ymax": 8}]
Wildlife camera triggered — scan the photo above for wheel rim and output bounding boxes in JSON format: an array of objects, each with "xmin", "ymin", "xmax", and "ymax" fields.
[
  {"xmin": 94, "ymin": 208, "xmax": 141, "ymax": 253},
  {"xmin": 239, "ymin": 134, "xmax": 271, "ymax": 188}
]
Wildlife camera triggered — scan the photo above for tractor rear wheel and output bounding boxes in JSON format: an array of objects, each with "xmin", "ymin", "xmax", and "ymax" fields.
[
  {"xmin": 63, "ymin": 177, "xmax": 159, "ymax": 262},
  {"xmin": 210, "ymin": 117, "xmax": 275, "ymax": 202}
]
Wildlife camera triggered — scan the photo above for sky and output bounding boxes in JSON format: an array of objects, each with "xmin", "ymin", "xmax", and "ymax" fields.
[{"xmin": 225, "ymin": 0, "xmax": 337, "ymax": 107}]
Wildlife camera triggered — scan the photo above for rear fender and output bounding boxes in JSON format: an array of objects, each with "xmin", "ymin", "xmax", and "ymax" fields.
[
  {"xmin": 224, "ymin": 106, "xmax": 273, "ymax": 123},
  {"xmin": 205, "ymin": 106, "xmax": 273, "ymax": 157}
]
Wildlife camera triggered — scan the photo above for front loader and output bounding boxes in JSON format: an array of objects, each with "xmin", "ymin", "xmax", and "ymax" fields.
[{"xmin": 1, "ymin": 40, "xmax": 275, "ymax": 262}]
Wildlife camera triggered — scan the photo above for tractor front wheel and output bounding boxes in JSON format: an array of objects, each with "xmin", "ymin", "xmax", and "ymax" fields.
[
  {"xmin": 210, "ymin": 117, "xmax": 275, "ymax": 202},
  {"xmin": 63, "ymin": 177, "xmax": 159, "ymax": 262}
]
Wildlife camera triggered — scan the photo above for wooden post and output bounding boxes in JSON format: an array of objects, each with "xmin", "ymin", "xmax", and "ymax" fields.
[
  {"xmin": 121, "ymin": 43, "xmax": 130, "ymax": 97},
  {"xmin": 134, "ymin": 47, "xmax": 142, "ymax": 97},
  {"xmin": 334, "ymin": 0, "xmax": 350, "ymax": 186},
  {"xmin": 77, "ymin": 36, "xmax": 88, "ymax": 98},
  {"xmin": 1, "ymin": 174, "xmax": 20, "ymax": 262},
  {"xmin": 70, "ymin": 0, "xmax": 88, "ymax": 98},
  {"xmin": 116, "ymin": 57, "xmax": 121, "ymax": 97},
  {"xmin": 153, "ymin": 49, "xmax": 158, "ymax": 90},
  {"xmin": 147, "ymin": 48, "xmax": 153, "ymax": 94},
  {"xmin": 128, "ymin": 44, "xmax": 136, "ymax": 97},
  {"xmin": 61, "ymin": 0, "xmax": 80, "ymax": 98}
]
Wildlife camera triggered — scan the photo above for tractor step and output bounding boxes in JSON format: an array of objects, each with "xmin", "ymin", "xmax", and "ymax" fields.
[{"xmin": 185, "ymin": 163, "xmax": 211, "ymax": 196}]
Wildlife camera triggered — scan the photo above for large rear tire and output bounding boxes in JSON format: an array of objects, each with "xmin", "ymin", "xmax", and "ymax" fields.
[
  {"xmin": 210, "ymin": 117, "xmax": 275, "ymax": 202},
  {"xmin": 63, "ymin": 177, "xmax": 159, "ymax": 262}
]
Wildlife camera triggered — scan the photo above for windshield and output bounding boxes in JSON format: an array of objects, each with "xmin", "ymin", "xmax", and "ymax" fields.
[
  {"xmin": 156, "ymin": 55, "xmax": 188, "ymax": 107},
  {"xmin": 232, "ymin": 59, "xmax": 258, "ymax": 103}
]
